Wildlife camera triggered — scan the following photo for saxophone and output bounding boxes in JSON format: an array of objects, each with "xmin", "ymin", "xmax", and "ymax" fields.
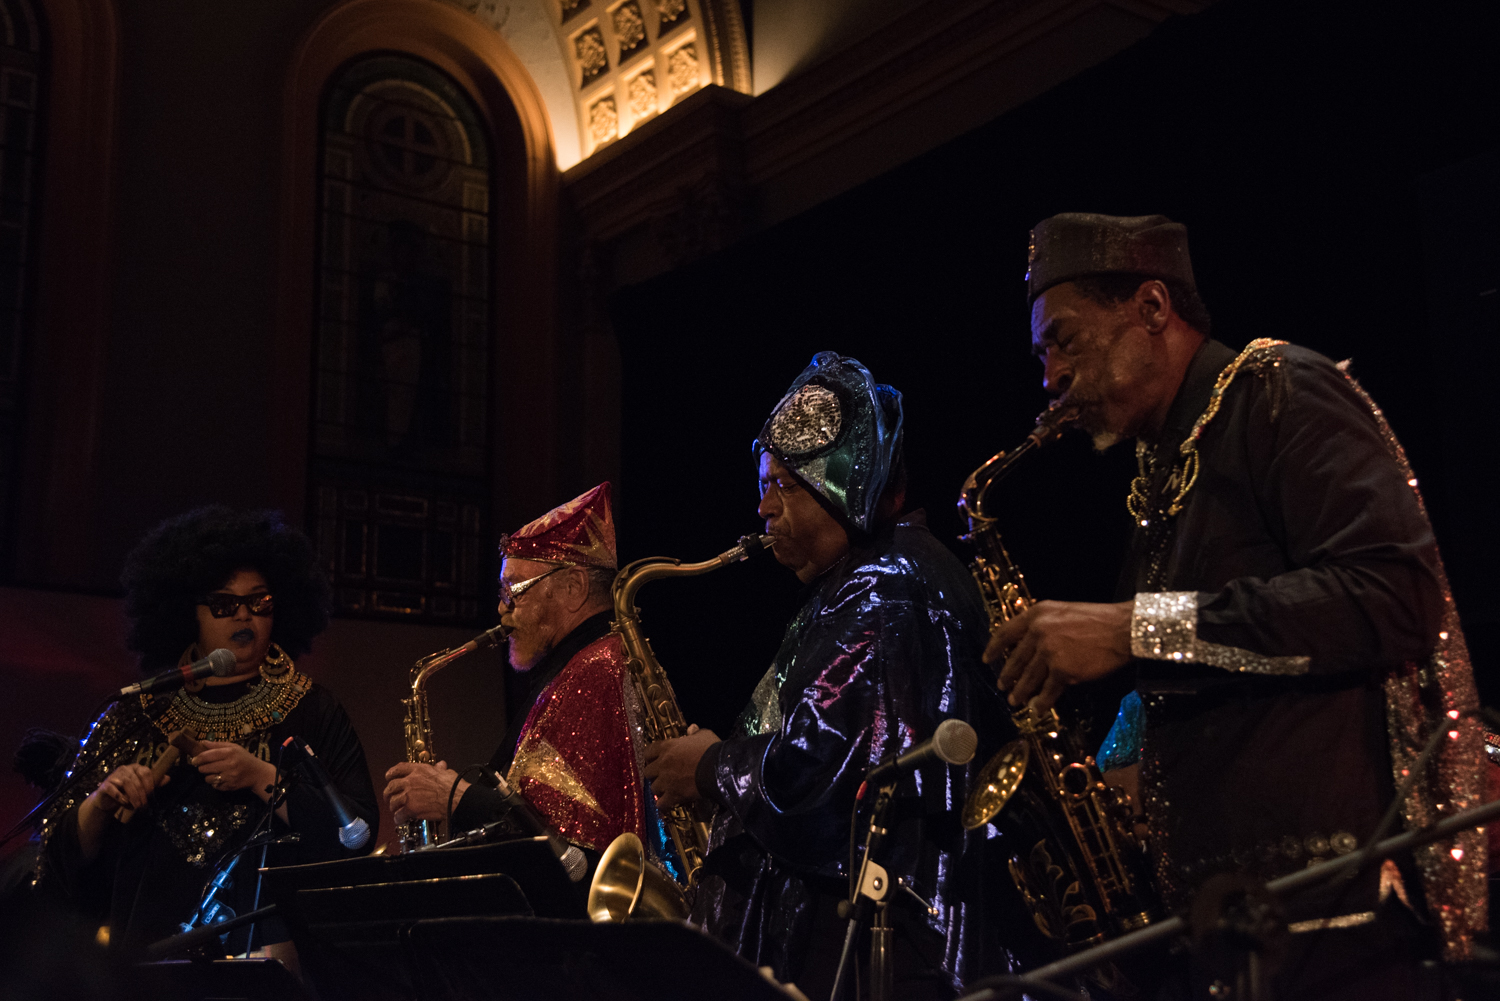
[
  {"xmin": 588, "ymin": 534, "xmax": 774, "ymax": 918},
  {"xmin": 959, "ymin": 403, "xmax": 1159, "ymax": 952},
  {"xmin": 399, "ymin": 622, "xmax": 511, "ymax": 852}
]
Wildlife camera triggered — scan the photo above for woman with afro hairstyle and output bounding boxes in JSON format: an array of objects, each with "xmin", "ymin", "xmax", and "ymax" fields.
[{"xmin": 37, "ymin": 507, "xmax": 378, "ymax": 962}]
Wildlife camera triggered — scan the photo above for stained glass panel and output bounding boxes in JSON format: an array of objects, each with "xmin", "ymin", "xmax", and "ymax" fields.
[{"xmin": 311, "ymin": 56, "xmax": 494, "ymax": 623}]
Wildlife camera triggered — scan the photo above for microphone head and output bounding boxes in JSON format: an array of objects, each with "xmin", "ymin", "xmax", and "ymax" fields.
[
  {"xmin": 207, "ymin": 648, "xmax": 238, "ymax": 676},
  {"xmin": 560, "ymin": 845, "xmax": 588, "ymax": 882},
  {"xmin": 339, "ymin": 817, "xmax": 372, "ymax": 851},
  {"xmin": 932, "ymin": 719, "xmax": 978, "ymax": 767}
]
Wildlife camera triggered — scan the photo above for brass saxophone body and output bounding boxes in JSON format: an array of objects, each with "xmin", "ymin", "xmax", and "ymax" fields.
[
  {"xmin": 400, "ymin": 622, "xmax": 511, "ymax": 853},
  {"xmin": 607, "ymin": 533, "xmax": 774, "ymax": 890},
  {"xmin": 959, "ymin": 404, "xmax": 1159, "ymax": 952}
]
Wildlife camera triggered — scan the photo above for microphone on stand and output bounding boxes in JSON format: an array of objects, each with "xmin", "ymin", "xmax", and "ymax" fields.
[
  {"xmin": 474, "ymin": 769, "xmax": 588, "ymax": 882},
  {"xmin": 280, "ymin": 736, "xmax": 372, "ymax": 851},
  {"xmin": 119, "ymin": 648, "xmax": 238, "ymax": 697},
  {"xmin": 859, "ymin": 718, "xmax": 978, "ymax": 798}
]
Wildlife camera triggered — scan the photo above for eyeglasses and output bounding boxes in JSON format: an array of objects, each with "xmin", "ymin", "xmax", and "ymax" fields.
[
  {"xmin": 498, "ymin": 565, "xmax": 574, "ymax": 607},
  {"xmin": 199, "ymin": 593, "xmax": 275, "ymax": 618}
]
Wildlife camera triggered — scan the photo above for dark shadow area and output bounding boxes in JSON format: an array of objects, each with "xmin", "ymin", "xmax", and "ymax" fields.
[{"xmin": 610, "ymin": 0, "xmax": 1500, "ymax": 736}]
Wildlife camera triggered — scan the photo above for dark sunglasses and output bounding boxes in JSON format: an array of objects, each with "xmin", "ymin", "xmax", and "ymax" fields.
[{"xmin": 199, "ymin": 592, "xmax": 275, "ymax": 618}]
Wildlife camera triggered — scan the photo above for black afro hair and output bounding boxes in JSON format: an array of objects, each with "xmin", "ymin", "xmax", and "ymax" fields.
[{"xmin": 120, "ymin": 507, "xmax": 332, "ymax": 672}]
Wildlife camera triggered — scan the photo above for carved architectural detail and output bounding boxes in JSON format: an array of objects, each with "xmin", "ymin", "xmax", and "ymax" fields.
[
  {"xmin": 657, "ymin": 0, "xmax": 686, "ymax": 29},
  {"xmin": 613, "ymin": 2, "xmax": 647, "ymax": 58},
  {"xmin": 667, "ymin": 43, "xmax": 698, "ymax": 95},
  {"xmin": 628, "ymin": 71, "xmax": 658, "ymax": 121},
  {"xmin": 545, "ymin": 0, "xmax": 745, "ymax": 158},
  {"xmin": 589, "ymin": 95, "xmax": 619, "ymax": 144},
  {"xmin": 575, "ymin": 27, "xmax": 608, "ymax": 85}
]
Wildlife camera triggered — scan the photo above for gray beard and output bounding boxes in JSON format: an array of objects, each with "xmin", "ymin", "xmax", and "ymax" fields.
[
  {"xmin": 1091, "ymin": 429, "xmax": 1126, "ymax": 452},
  {"xmin": 508, "ymin": 637, "xmax": 552, "ymax": 672}
]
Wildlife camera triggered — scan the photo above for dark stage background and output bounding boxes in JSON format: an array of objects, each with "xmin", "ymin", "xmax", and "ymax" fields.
[{"xmin": 608, "ymin": 0, "xmax": 1500, "ymax": 741}]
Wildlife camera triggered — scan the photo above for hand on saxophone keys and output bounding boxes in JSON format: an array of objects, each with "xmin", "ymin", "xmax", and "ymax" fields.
[
  {"xmin": 383, "ymin": 759, "xmax": 466, "ymax": 821},
  {"xmin": 985, "ymin": 599, "xmax": 1135, "ymax": 710},
  {"xmin": 641, "ymin": 724, "xmax": 720, "ymax": 810}
]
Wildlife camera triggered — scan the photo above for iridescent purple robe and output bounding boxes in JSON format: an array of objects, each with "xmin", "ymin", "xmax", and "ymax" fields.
[{"xmin": 691, "ymin": 515, "xmax": 1007, "ymax": 994}]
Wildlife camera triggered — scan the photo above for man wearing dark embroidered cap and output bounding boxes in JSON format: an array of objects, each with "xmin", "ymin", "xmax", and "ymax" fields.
[
  {"xmin": 990, "ymin": 212, "xmax": 1485, "ymax": 997},
  {"xmin": 643, "ymin": 352, "xmax": 1007, "ymax": 998}
]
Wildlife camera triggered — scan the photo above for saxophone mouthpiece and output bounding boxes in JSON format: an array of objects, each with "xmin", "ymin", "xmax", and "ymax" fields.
[
  {"xmin": 737, "ymin": 534, "xmax": 776, "ymax": 560},
  {"xmin": 475, "ymin": 622, "xmax": 513, "ymax": 648},
  {"xmin": 1031, "ymin": 401, "xmax": 1081, "ymax": 445}
]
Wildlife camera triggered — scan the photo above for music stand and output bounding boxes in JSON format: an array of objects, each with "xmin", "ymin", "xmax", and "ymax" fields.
[
  {"xmin": 136, "ymin": 958, "xmax": 315, "ymax": 1001},
  {"xmin": 406, "ymin": 916, "xmax": 799, "ymax": 1001},
  {"xmin": 260, "ymin": 837, "xmax": 585, "ymax": 1001}
]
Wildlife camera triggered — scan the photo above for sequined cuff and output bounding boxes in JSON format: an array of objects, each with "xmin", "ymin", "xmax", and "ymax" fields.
[{"xmin": 1131, "ymin": 592, "xmax": 1311, "ymax": 675}]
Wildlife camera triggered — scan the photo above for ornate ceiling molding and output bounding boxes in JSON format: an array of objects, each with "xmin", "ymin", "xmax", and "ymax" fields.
[
  {"xmin": 450, "ymin": 0, "xmax": 749, "ymax": 168},
  {"xmin": 565, "ymin": 0, "xmax": 1213, "ymax": 284}
]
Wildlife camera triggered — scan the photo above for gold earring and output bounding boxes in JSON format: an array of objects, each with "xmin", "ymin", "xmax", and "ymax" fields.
[{"xmin": 260, "ymin": 643, "xmax": 291, "ymax": 680}]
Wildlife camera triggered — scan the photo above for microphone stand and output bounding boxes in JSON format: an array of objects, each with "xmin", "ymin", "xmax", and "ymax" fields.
[
  {"xmin": 958, "ymin": 794, "xmax": 1500, "ymax": 1001},
  {"xmin": 243, "ymin": 744, "xmax": 294, "ymax": 957},
  {"xmin": 144, "ymin": 905, "xmax": 280, "ymax": 962},
  {"xmin": 830, "ymin": 780, "xmax": 899, "ymax": 1001}
]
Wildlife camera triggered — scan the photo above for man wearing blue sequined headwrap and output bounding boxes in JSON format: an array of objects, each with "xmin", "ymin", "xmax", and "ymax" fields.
[{"xmin": 643, "ymin": 351, "xmax": 1007, "ymax": 998}]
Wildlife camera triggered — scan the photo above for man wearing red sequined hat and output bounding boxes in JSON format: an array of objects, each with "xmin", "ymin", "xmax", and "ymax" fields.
[{"xmin": 384, "ymin": 483, "xmax": 676, "ymax": 872}]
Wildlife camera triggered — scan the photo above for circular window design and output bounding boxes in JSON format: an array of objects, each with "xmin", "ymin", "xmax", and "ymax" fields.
[{"xmin": 352, "ymin": 82, "xmax": 465, "ymax": 192}]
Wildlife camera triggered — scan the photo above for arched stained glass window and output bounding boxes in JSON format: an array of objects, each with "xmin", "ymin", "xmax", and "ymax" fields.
[
  {"xmin": 0, "ymin": 0, "xmax": 43, "ymax": 578},
  {"xmin": 311, "ymin": 55, "xmax": 494, "ymax": 622}
]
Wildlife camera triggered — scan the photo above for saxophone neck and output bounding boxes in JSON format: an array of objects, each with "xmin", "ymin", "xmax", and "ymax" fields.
[
  {"xmin": 410, "ymin": 622, "xmax": 511, "ymax": 688},
  {"xmin": 960, "ymin": 403, "xmax": 1080, "ymax": 524},
  {"xmin": 612, "ymin": 534, "xmax": 775, "ymax": 616}
]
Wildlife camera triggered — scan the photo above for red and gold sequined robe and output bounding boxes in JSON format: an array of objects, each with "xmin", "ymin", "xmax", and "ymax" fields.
[{"xmin": 505, "ymin": 633, "xmax": 650, "ymax": 852}]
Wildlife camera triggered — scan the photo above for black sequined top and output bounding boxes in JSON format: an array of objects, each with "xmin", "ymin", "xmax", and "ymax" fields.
[{"xmin": 38, "ymin": 674, "xmax": 378, "ymax": 955}]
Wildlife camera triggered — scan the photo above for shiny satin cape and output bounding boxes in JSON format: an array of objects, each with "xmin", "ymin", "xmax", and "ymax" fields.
[{"xmin": 692, "ymin": 516, "xmax": 1006, "ymax": 990}]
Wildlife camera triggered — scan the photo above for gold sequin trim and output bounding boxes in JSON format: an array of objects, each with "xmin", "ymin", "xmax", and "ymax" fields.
[
  {"xmin": 1131, "ymin": 591, "xmax": 1311, "ymax": 675},
  {"xmin": 1287, "ymin": 911, "xmax": 1375, "ymax": 933},
  {"xmin": 1128, "ymin": 338, "xmax": 1289, "ymax": 524},
  {"xmin": 509, "ymin": 737, "xmax": 606, "ymax": 817}
]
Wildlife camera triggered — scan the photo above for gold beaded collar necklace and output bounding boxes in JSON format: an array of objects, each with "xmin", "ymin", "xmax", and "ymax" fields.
[{"xmin": 146, "ymin": 643, "xmax": 311, "ymax": 742}]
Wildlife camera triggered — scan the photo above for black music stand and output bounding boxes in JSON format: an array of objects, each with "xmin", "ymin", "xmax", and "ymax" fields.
[
  {"xmin": 137, "ymin": 958, "xmax": 315, "ymax": 1001},
  {"xmin": 260, "ymin": 837, "xmax": 585, "ymax": 1001},
  {"xmin": 406, "ymin": 916, "xmax": 797, "ymax": 1001}
]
